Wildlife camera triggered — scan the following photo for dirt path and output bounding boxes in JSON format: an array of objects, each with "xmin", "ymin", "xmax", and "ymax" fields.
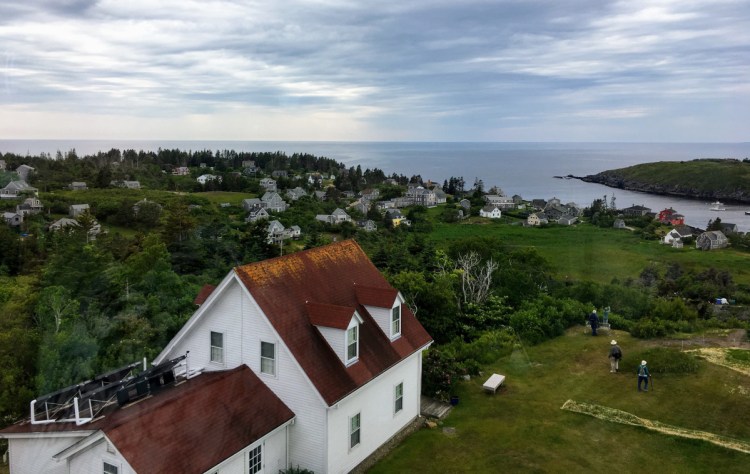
[{"xmin": 656, "ymin": 328, "xmax": 749, "ymax": 350}]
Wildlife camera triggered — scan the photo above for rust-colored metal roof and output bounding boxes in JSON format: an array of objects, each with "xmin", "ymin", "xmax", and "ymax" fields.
[
  {"xmin": 307, "ymin": 301, "xmax": 356, "ymax": 329},
  {"xmin": 105, "ymin": 366, "xmax": 293, "ymax": 473},
  {"xmin": 234, "ymin": 240, "xmax": 433, "ymax": 405},
  {"xmin": 193, "ymin": 283, "xmax": 216, "ymax": 306},
  {"xmin": 0, "ymin": 366, "xmax": 294, "ymax": 473}
]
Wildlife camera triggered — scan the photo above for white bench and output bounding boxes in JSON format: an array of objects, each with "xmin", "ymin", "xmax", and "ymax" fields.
[{"xmin": 483, "ymin": 373, "xmax": 505, "ymax": 394}]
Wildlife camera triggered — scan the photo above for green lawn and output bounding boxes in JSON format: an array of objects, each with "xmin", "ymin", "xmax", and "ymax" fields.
[
  {"xmin": 427, "ymin": 219, "xmax": 750, "ymax": 286},
  {"xmin": 372, "ymin": 329, "xmax": 750, "ymax": 472}
]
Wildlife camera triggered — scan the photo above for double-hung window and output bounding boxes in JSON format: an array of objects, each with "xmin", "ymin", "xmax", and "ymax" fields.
[
  {"xmin": 394, "ymin": 382, "xmax": 404, "ymax": 414},
  {"xmin": 346, "ymin": 325, "xmax": 358, "ymax": 363},
  {"xmin": 349, "ymin": 413, "xmax": 361, "ymax": 449},
  {"xmin": 391, "ymin": 305, "xmax": 401, "ymax": 338},
  {"xmin": 210, "ymin": 331, "xmax": 224, "ymax": 364},
  {"xmin": 260, "ymin": 341, "xmax": 276, "ymax": 376},
  {"xmin": 103, "ymin": 462, "xmax": 118, "ymax": 474}
]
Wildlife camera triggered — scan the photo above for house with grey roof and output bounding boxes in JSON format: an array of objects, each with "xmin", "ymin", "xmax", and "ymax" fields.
[
  {"xmin": 622, "ymin": 204, "xmax": 651, "ymax": 217},
  {"xmin": 261, "ymin": 192, "xmax": 288, "ymax": 212},
  {"xmin": 245, "ymin": 206, "xmax": 270, "ymax": 223},
  {"xmin": 3, "ymin": 212, "xmax": 22, "ymax": 227},
  {"xmin": 286, "ymin": 187, "xmax": 308, "ymax": 201},
  {"xmin": 260, "ymin": 178, "xmax": 277, "ymax": 192},
  {"xmin": 662, "ymin": 225, "xmax": 694, "ymax": 245},
  {"xmin": 479, "ymin": 204, "xmax": 502, "ymax": 219},
  {"xmin": 15, "ymin": 197, "xmax": 43, "ymax": 216},
  {"xmin": 696, "ymin": 230, "xmax": 728, "ymax": 250},
  {"xmin": 316, "ymin": 208, "xmax": 352, "ymax": 225},
  {"xmin": 357, "ymin": 220, "xmax": 378, "ymax": 232},
  {"xmin": 1, "ymin": 180, "xmax": 37, "ymax": 199},
  {"xmin": 242, "ymin": 198, "xmax": 263, "ymax": 211}
]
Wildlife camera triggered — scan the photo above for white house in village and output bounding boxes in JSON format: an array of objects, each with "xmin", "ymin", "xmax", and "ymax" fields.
[
  {"xmin": 1, "ymin": 241, "xmax": 432, "ymax": 474},
  {"xmin": 479, "ymin": 204, "xmax": 502, "ymax": 219}
]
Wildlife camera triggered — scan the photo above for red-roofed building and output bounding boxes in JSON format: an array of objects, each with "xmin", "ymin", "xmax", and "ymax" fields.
[
  {"xmin": 658, "ymin": 207, "xmax": 685, "ymax": 226},
  {"xmin": 154, "ymin": 239, "xmax": 433, "ymax": 473},
  {"xmin": 1, "ymin": 366, "xmax": 294, "ymax": 474},
  {"xmin": 1, "ymin": 240, "xmax": 432, "ymax": 473}
]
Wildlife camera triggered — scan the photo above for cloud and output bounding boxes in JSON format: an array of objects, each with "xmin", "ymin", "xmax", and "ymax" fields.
[{"xmin": 0, "ymin": 0, "xmax": 748, "ymax": 140}]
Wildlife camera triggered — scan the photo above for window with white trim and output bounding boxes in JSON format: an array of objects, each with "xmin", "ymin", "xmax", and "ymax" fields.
[
  {"xmin": 210, "ymin": 331, "xmax": 224, "ymax": 364},
  {"xmin": 394, "ymin": 382, "xmax": 404, "ymax": 414},
  {"xmin": 103, "ymin": 462, "xmax": 118, "ymax": 474},
  {"xmin": 349, "ymin": 413, "xmax": 361, "ymax": 449},
  {"xmin": 248, "ymin": 444, "xmax": 262, "ymax": 473},
  {"xmin": 260, "ymin": 341, "xmax": 276, "ymax": 376},
  {"xmin": 346, "ymin": 325, "xmax": 358, "ymax": 363},
  {"xmin": 391, "ymin": 304, "xmax": 401, "ymax": 338}
]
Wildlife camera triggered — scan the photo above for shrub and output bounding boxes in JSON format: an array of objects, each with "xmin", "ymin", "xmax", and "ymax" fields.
[
  {"xmin": 623, "ymin": 347, "xmax": 701, "ymax": 374},
  {"xmin": 630, "ymin": 318, "xmax": 670, "ymax": 338},
  {"xmin": 452, "ymin": 329, "xmax": 515, "ymax": 367},
  {"xmin": 607, "ymin": 314, "xmax": 633, "ymax": 332},
  {"xmin": 421, "ymin": 347, "xmax": 461, "ymax": 401}
]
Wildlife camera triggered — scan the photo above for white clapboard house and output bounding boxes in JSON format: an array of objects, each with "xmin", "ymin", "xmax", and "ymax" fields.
[{"xmin": 1, "ymin": 240, "xmax": 433, "ymax": 474}]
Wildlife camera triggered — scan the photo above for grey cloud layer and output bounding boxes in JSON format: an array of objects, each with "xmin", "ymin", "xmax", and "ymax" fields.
[{"xmin": 1, "ymin": 0, "xmax": 748, "ymax": 140}]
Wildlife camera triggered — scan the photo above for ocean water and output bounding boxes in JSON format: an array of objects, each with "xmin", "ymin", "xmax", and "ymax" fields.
[{"xmin": 3, "ymin": 140, "xmax": 750, "ymax": 231}]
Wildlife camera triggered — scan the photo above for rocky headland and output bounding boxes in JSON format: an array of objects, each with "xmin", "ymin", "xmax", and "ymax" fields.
[{"xmin": 577, "ymin": 158, "xmax": 750, "ymax": 204}]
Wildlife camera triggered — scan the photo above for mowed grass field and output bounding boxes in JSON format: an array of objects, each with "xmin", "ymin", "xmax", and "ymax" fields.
[
  {"xmin": 427, "ymin": 218, "xmax": 750, "ymax": 286},
  {"xmin": 371, "ymin": 329, "xmax": 750, "ymax": 473}
]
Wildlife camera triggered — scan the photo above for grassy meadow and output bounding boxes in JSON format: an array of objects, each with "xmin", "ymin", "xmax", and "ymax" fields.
[
  {"xmin": 372, "ymin": 328, "xmax": 750, "ymax": 473},
  {"xmin": 427, "ymin": 217, "xmax": 750, "ymax": 286}
]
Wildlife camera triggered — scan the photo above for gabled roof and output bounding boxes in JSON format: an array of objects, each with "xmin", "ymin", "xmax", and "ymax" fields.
[
  {"xmin": 354, "ymin": 284, "xmax": 398, "ymax": 308},
  {"xmin": 1, "ymin": 366, "xmax": 294, "ymax": 474},
  {"xmin": 234, "ymin": 240, "xmax": 432, "ymax": 405},
  {"xmin": 307, "ymin": 302, "xmax": 358, "ymax": 329},
  {"xmin": 104, "ymin": 366, "xmax": 293, "ymax": 473}
]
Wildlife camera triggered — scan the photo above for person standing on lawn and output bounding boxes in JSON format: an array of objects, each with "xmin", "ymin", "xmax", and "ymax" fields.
[
  {"xmin": 637, "ymin": 360, "xmax": 650, "ymax": 391},
  {"xmin": 609, "ymin": 340, "xmax": 622, "ymax": 373},
  {"xmin": 588, "ymin": 309, "xmax": 599, "ymax": 336}
]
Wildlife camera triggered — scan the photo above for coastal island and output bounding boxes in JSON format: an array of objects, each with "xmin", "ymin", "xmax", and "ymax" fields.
[{"xmin": 579, "ymin": 158, "xmax": 750, "ymax": 203}]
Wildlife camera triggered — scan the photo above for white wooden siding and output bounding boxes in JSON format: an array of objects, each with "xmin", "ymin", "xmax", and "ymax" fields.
[
  {"xmin": 68, "ymin": 436, "xmax": 136, "ymax": 474},
  {"xmin": 8, "ymin": 435, "xmax": 89, "ymax": 474},
  {"xmin": 159, "ymin": 275, "xmax": 329, "ymax": 473},
  {"xmin": 163, "ymin": 279, "xmax": 245, "ymax": 372},
  {"xmin": 316, "ymin": 326, "xmax": 346, "ymax": 363},
  {"xmin": 326, "ymin": 352, "xmax": 423, "ymax": 473},
  {"xmin": 363, "ymin": 296, "xmax": 401, "ymax": 340},
  {"xmin": 205, "ymin": 423, "xmax": 289, "ymax": 474}
]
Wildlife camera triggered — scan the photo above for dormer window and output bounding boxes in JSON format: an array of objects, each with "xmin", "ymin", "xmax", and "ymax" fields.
[
  {"xmin": 391, "ymin": 305, "xmax": 401, "ymax": 338},
  {"xmin": 307, "ymin": 301, "xmax": 363, "ymax": 366},
  {"xmin": 346, "ymin": 324, "xmax": 359, "ymax": 364}
]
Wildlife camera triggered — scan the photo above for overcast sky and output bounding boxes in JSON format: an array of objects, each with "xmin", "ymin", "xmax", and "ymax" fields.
[{"xmin": 1, "ymin": 0, "xmax": 748, "ymax": 142}]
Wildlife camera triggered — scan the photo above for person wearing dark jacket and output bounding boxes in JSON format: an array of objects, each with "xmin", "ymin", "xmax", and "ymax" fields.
[
  {"xmin": 588, "ymin": 309, "xmax": 598, "ymax": 336},
  {"xmin": 637, "ymin": 360, "xmax": 650, "ymax": 391},
  {"xmin": 608, "ymin": 340, "xmax": 622, "ymax": 373}
]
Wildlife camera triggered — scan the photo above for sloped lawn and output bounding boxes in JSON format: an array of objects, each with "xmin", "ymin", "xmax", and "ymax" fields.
[{"xmin": 371, "ymin": 329, "xmax": 750, "ymax": 472}]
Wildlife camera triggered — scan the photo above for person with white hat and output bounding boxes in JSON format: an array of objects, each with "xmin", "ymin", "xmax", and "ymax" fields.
[
  {"xmin": 637, "ymin": 360, "xmax": 650, "ymax": 391},
  {"xmin": 608, "ymin": 340, "xmax": 622, "ymax": 373},
  {"xmin": 588, "ymin": 309, "xmax": 598, "ymax": 336}
]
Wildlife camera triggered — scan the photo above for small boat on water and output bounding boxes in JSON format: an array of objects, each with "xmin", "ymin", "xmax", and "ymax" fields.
[
  {"xmin": 709, "ymin": 201, "xmax": 726, "ymax": 211},
  {"xmin": 746, "ymin": 211, "xmax": 750, "ymax": 215}
]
